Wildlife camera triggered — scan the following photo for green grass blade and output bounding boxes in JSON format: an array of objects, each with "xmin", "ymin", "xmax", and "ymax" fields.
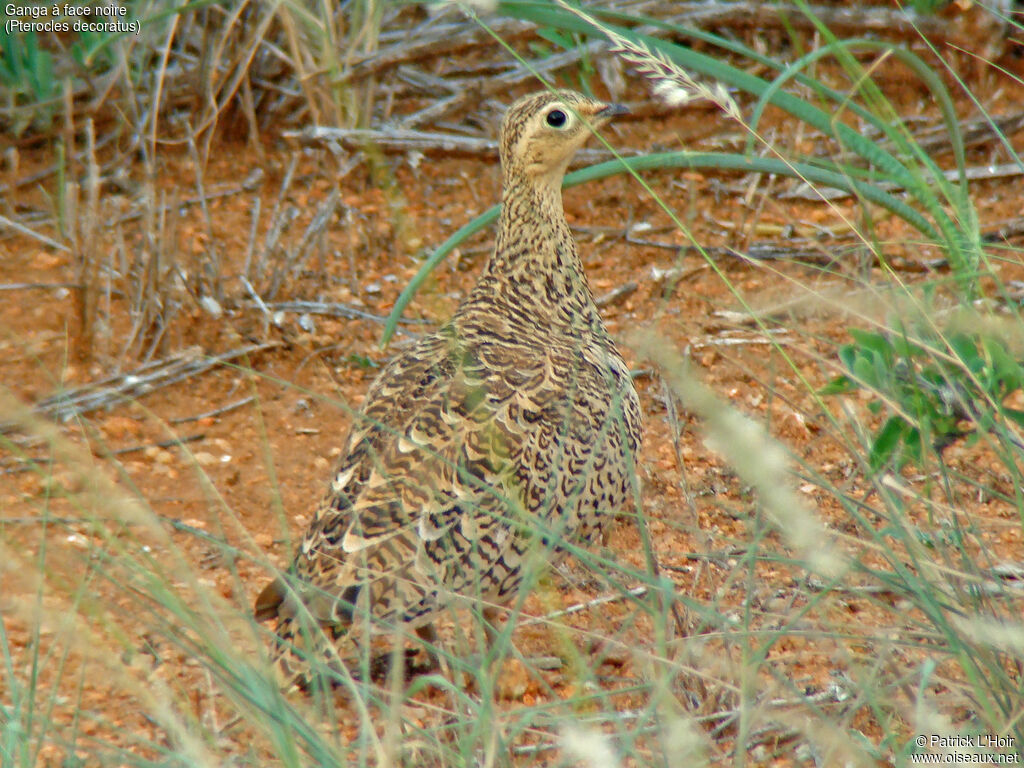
[{"xmin": 381, "ymin": 150, "xmax": 939, "ymax": 346}]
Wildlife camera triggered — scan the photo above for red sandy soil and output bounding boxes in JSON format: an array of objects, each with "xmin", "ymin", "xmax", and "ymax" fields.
[{"xmin": 2, "ymin": 29, "xmax": 1024, "ymax": 766}]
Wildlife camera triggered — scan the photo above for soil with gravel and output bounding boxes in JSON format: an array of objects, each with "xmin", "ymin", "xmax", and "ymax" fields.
[{"xmin": 2, "ymin": 20, "xmax": 1024, "ymax": 765}]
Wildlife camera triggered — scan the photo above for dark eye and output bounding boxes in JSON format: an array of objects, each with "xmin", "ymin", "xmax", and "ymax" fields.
[{"xmin": 546, "ymin": 109, "xmax": 567, "ymax": 128}]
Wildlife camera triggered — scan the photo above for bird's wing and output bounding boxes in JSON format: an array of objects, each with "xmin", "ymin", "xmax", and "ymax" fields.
[
  {"xmin": 253, "ymin": 327, "xmax": 639, "ymax": 631},
  {"xmin": 255, "ymin": 330, "xmax": 457, "ymax": 623},
  {"xmin": 262, "ymin": 328, "xmax": 593, "ymax": 633}
]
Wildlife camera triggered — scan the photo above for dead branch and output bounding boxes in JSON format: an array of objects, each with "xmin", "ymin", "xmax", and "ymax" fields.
[
  {"xmin": 397, "ymin": 40, "xmax": 607, "ymax": 129},
  {"xmin": 522, "ymin": 585, "xmax": 649, "ymax": 626},
  {"xmin": 283, "ymin": 125, "xmax": 633, "ymax": 162},
  {"xmin": 0, "ymin": 129, "xmax": 120, "ymax": 197},
  {"xmin": 852, "ymin": 110, "xmax": 1024, "ymax": 162},
  {"xmin": 984, "ymin": 218, "xmax": 1024, "ymax": 242},
  {"xmin": 783, "ymin": 161, "xmax": 1024, "ymax": 201},
  {"xmin": 117, "ymin": 169, "xmax": 265, "ymax": 226},
  {"xmin": 0, "ymin": 214, "xmax": 69, "ymax": 252},
  {"xmin": 949, "ymin": 111, "xmax": 1024, "ymax": 153},
  {"xmin": 667, "ymin": 0, "xmax": 946, "ymax": 40},
  {"xmin": 0, "ymin": 282, "xmax": 77, "ymax": 291},
  {"xmin": 1, "ymin": 343, "xmax": 276, "ymax": 432},
  {"xmin": 170, "ymin": 396, "xmax": 256, "ymax": 425},
  {"xmin": 339, "ymin": 18, "xmax": 536, "ymax": 85},
  {"xmin": 263, "ymin": 300, "xmax": 431, "ymax": 325},
  {"xmin": 340, "ymin": 3, "xmax": 949, "ymax": 92},
  {"xmin": 109, "ymin": 433, "xmax": 206, "ymax": 457},
  {"xmin": 596, "ymin": 282, "xmax": 639, "ymax": 308}
]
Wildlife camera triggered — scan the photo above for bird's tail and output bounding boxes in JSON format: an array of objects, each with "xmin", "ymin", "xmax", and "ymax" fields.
[{"xmin": 266, "ymin": 615, "xmax": 347, "ymax": 693}]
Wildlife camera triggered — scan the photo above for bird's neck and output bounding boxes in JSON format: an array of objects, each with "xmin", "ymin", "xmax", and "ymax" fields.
[{"xmin": 462, "ymin": 175, "xmax": 604, "ymax": 338}]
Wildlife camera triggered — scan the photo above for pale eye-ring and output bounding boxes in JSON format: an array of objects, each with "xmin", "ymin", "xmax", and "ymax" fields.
[{"xmin": 545, "ymin": 109, "xmax": 568, "ymax": 128}]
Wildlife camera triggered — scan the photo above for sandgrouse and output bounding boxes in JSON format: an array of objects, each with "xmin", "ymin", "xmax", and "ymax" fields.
[{"xmin": 255, "ymin": 89, "xmax": 643, "ymax": 689}]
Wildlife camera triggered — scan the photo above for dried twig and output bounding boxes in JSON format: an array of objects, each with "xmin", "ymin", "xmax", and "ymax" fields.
[
  {"xmin": 255, "ymin": 154, "xmax": 300, "ymax": 283},
  {"xmin": 71, "ymin": 117, "xmax": 101, "ymax": 363},
  {"xmin": 2, "ymin": 434, "xmax": 207, "ymax": 475},
  {"xmin": 0, "ymin": 513, "xmax": 235, "ymax": 549},
  {"xmin": 339, "ymin": 3, "xmax": 949, "ymax": 91},
  {"xmin": 667, "ymin": 0, "xmax": 946, "ymax": 40},
  {"xmin": 0, "ymin": 214, "xmax": 69, "ymax": 252},
  {"xmin": 397, "ymin": 41, "xmax": 607, "ymax": 129},
  {"xmin": 186, "ymin": 122, "xmax": 223, "ymax": 302},
  {"xmin": 521, "ymin": 585, "xmax": 648, "ymax": 626},
  {"xmin": 109, "ymin": 433, "xmax": 206, "ymax": 457},
  {"xmin": 266, "ymin": 187, "xmax": 341, "ymax": 300},
  {"xmin": 784, "ymin": 162, "xmax": 1024, "ymax": 200},
  {"xmin": 650, "ymin": 263, "xmax": 708, "ymax": 285},
  {"xmin": 339, "ymin": 18, "xmax": 536, "ymax": 85},
  {"xmin": 828, "ymin": 111, "xmax": 1024, "ymax": 168},
  {"xmin": 1, "ymin": 343, "xmax": 275, "ymax": 432},
  {"xmin": 263, "ymin": 300, "xmax": 431, "ymax": 325},
  {"xmin": 0, "ymin": 129, "xmax": 120, "ymax": 196},
  {"xmin": 595, "ymin": 282, "xmax": 638, "ymax": 308},
  {"xmin": 983, "ymin": 217, "xmax": 1024, "ymax": 243},
  {"xmin": 902, "ymin": 111, "xmax": 1024, "ymax": 157},
  {"xmin": 170, "ymin": 396, "xmax": 256, "ymax": 425},
  {"xmin": 107, "ymin": 169, "xmax": 264, "ymax": 227},
  {"xmin": 284, "ymin": 126, "xmax": 632, "ymax": 162},
  {"xmin": 0, "ymin": 282, "xmax": 77, "ymax": 291}
]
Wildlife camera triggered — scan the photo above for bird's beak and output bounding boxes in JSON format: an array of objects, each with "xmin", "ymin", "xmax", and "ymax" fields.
[{"xmin": 596, "ymin": 103, "xmax": 630, "ymax": 119}]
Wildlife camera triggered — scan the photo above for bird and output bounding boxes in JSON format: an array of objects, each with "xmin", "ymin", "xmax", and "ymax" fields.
[{"xmin": 254, "ymin": 89, "xmax": 643, "ymax": 690}]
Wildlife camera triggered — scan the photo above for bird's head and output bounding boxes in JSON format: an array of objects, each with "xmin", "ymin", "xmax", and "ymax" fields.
[{"xmin": 499, "ymin": 90, "xmax": 628, "ymax": 188}]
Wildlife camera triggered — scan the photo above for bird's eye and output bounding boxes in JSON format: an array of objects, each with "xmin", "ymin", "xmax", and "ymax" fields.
[{"xmin": 545, "ymin": 109, "xmax": 568, "ymax": 128}]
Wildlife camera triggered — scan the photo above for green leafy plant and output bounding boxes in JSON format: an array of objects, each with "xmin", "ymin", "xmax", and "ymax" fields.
[
  {"xmin": 823, "ymin": 327, "xmax": 1024, "ymax": 469},
  {"xmin": 0, "ymin": 29, "xmax": 56, "ymax": 133},
  {"xmin": 345, "ymin": 353, "xmax": 379, "ymax": 370}
]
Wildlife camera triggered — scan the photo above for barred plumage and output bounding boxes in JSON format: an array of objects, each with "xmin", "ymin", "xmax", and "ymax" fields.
[{"xmin": 255, "ymin": 90, "xmax": 642, "ymax": 689}]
